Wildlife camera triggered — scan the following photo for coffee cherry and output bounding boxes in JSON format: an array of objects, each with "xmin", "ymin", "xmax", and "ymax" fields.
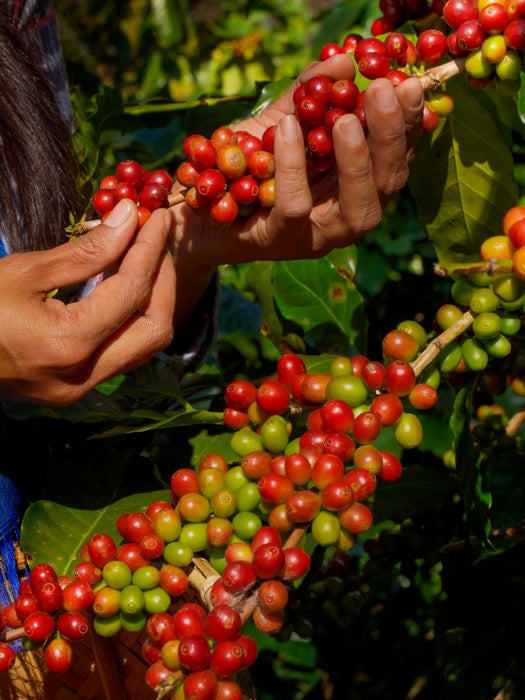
[
  {"xmin": 23, "ymin": 610, "xmax": 55, "ymax": 642},
  {"xmin": 92, "ymin": 188, "xmax": 116, "ymax": 215},
  {"xmin": 416, "ymin": 29, "xmax": 448, "ymax": 64},
  {"xmin": 195, "ymin": 169, "xmax": 227, "ymax": 199},
  {"xmin": 383, "ymin": 360, "xmax": 416, "ymax": 396},
  {"xmin": 0, "ymin": 643, "xmax": 16, "ymax": 672},
  {"xmin": 44, "ymin": 638, "xmax": 73, "ymax": 674}
]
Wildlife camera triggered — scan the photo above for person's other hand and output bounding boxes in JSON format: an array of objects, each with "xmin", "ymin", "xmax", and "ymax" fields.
[{"xmin": 0, "ymin": 199, "xmax": 175, "ymax": 405}]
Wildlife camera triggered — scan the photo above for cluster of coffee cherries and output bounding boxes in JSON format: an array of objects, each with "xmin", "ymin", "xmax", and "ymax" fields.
[
  {"xmin": 220, "ymin": 344, "xmax": 439, "ymax": 545},
  {"xmin": 91, "ymin": 159, "xmax": 174, "ymax": 227},
  {"xmin": 0, "ymin": 561, "xmax": 93, "ymax": 674},
  {"xmin": 319, "ymin": 28, "xmax": 454, "ymax": 133},
  {"xmin": 429, "ymin": 204, "xmax": 525, "ymax": 377},
  {"xmin": 174, "ymin": 127, "xmax": 277, "ymax": 224},
  {"xmin": 372, "ymin": 0, "xmax": 438, "ymax": 34},
  {"xmin": 383, "ymin": 0, "xmax": 524, "ymax": 90}
]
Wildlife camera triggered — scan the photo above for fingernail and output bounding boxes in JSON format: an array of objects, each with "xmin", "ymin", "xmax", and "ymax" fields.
[
  {"xmin": 104, "ymin": 199, "xmax": 134, "ymax": 227},
  {"xmin": 335, "ymin": 114, "xmax": 364, "ymax": 146},
  {"xmin": 279, "ymin": 114, "xmax": 302, "ymax": 142}
]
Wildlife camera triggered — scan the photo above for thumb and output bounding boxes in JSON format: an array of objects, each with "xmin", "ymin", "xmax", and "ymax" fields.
[{"xmin": 30, "ymin": 199, "xmax": 139, "ymax": 292}]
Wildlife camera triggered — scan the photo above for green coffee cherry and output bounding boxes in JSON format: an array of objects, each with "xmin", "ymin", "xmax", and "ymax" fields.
[
  {"xmin": 396, "ymin": 320, "xmax": 427, "ymax": 350},
  {"xmin": 438, "ymin": 342, "xmax": 463, "ymax": 373},
  {"xmin": 461, "ymin": 338, "xmax": 489, "ymax": 371},
  {"xmin": 483, "ymin": 333, "xmax": 512, "ymax": 358},
  {"xmin": 472, "ymin": 312, "xmax": 502, "ymax": 339},
  {"xmin": 469, "ymin": 287, "xmax": 500, "ymax": 314},
  {"xmin": 500, "ymin": 315, "xmax": 521, "ymax": 336},
  {"xmin": 451, "ymin": 279, "xmax": 477, "ymax": 307}
]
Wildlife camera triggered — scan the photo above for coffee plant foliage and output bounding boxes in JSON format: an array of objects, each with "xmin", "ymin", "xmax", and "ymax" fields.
[{"xmin": 6, "ymin": 0, "xmax": 525, "ymax": 697}]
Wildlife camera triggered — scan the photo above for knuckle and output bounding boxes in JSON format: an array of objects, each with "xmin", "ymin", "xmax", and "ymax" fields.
[{"xmin": 69, "ymin": 231, "xmax": 106, "ymax": 264}]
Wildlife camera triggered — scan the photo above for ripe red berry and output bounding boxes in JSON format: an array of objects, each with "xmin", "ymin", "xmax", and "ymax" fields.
[
  {"xmin": 228, "ymin": 175, "xmax": 259, "ymax": 205},
  {"xmin": 0, "ymin": 643, "xmax": 16, "ymax": 672},
  {"xmin": 209, "ymin": 192, "xmax": 239, "ymax": 223},
  {"xmin": 87, "ymin": 532, "xmax": 118, "ymax": 569},
  {"xmin": 320, "ymin": 42, "xmax": 343, "ymax": 60},
  {"xmin": 44, "ymin": 638, "xmax": 73, "ymax": 674},
  {"xmin": 210, "ymin": 640, "xmax": 245, "ymax": 678},
  {"xmin": 306, "ymin": 126, "xmax": 334, "ymax": 157},
  {"xmin": 138, "ymin": 182, "xmax": 169, "ymax": 211},
  {"xmin": 442, "ymin": 0, "xmax": 478, "ymax": 29},
  {"xmin": 416, "ymin": 29, "xmax": 448, "ymax": 64},
  {"xmin": 92, "ymin": 188, "xmax": 116, "ymax": 215},
  {"xmin": 144, "ymin": 168, "xmax": 173, "ymax": 190},
  {"xmin": 115, "ymin": 159, "xmax": 146, "ymax": 188},
  {"xmin": 204, "ymin": 604, "xmax": 242, "ymax": 642},
  {"xmin": 295, "ymin": 95, "xmax": 327, "ymax": 127},
  {"xmin": 256, "ymin": 379, "xmax": 290, "ymax": 415},
  {"xmin": 113, "ymin": 181, "xmax": 138, "ymax": 203},
  {"xmin": 23, "ymin": 610, "xmax": 56, "ymax": 642},
  {"xmin": 179, "ymin": 635, "xmax": 212, "ymax": 672},
  {"xmin": 185, "ymin": 135, "xmax": 217, "ymax": 170},
  {"xmin": 57, "ymin": 611, "xmax": 90, "ymax": 642},
  {"xmin": 184, "ymin": 669, "xmax": 218, "ymax": 700},
  {"xmin": 358, "ymin": 52, "xmax": 392, "ymax": 79},
  {"xmin": 195, "ymin": 169, "xmax": 227, "ymax": 199},
  {"xmin": 237, "ymin": 133, "xmax": 264, "ymax": 157}
]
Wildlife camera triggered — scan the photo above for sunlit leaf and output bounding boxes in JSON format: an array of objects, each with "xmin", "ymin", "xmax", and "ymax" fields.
[
  {"xmin": 21, "ymin": 491, "xmax": 169, "ymax": 576},
  {"xmin": 409, "ymin": 78, "xmax": 518, "ymax": 266}
]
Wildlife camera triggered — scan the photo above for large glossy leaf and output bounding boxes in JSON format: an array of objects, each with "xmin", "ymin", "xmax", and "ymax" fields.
[
  {"xmin": 273, "ymin": 256, "xmax": 366, "ymax": 354},
  {"xmin": 246, "ymin": 261, "xmax": 284, "ymax": 345},
  {"xmin": 21, "ymin": 491, "xmax": 168, "ymax": 576},
  {"xmin": 409, "ymin": 78, "xmax": 518, "ymax": 266}
]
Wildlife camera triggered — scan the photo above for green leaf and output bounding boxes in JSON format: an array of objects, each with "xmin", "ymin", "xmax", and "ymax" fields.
[
  {"xmin": 246, "ymin": 261, "xmax": 284, "ymax": 345},
  {"xmin": 21, "ymin": 491, "xmax": 169, "ymax": 576},
  {"xmin": 274, "ymin": 257, "xmax": 366, "ymax": 354},
  {"xmin": 409, "ymin": 78, "xmax": 518, "ymax": 266},
  {"xmin": 150, "ymin": 0, "xmax": 184, "ymax": 48}
]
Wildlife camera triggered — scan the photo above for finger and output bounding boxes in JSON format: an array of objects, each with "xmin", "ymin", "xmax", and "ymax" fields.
[
  {"xmin": 24, "ymin": 199, "xmax": 139, "ymax": 294},
  {"xmin": 331, "ymin": 113, "xmax": 382, "ymax": 239},
  {"xmin": 57, "ymin": 208, "xmax": 171, "ymax": 349},
  {"xmin": 267, "ymin": 115, "xmax": 312, "ymax": 234},
  {"xmin": 394, "ymin": 77, "xmax": 424, "ymax": 161},
  {"xmin": 365, "ymin": 79, "xmax": 412, "ymax": 204},
  {"xmin": 74, "ymin": 249, "xmax": 176, "ymax": 389}
]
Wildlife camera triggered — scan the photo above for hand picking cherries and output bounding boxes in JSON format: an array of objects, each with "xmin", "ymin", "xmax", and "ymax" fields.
[{"xmin": 87, "ymin": 0, "xmax": 525, "ymax": 230}]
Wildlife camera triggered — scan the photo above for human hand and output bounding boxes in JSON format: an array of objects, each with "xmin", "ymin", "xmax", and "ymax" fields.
[
  {"xmin": 168, "ymin": 53, "xmax": 423, "ymax": 268},
  {"xmin": 0, "ymin": 199, "xmax": 175, "ymax": 405}
]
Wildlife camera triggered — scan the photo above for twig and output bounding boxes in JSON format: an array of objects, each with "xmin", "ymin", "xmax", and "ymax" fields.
[
  {"xmin": 283, "ymin": 526, "xmax": 308, "ymax": 549},
  {"xmin": 0, "ymin": 626, "xmax": 24, "ymax": 643},
  {"xmin": 410, "ymin": 310, "xmax": 475, "ymax": 377},
  {"xmin": 168, "ymin": 191, "xmax": 186, "ymax": 207},
  {"xmin": 419, "ymin": 57, "xmax": 467, "ymax": 92},
  {"xmin": 438, "ymin": 521, "xmax": 525, "ymax": 555},
  {"xmin": 433, "ymin": 259, "xmax": 512, "ymax": 277}
]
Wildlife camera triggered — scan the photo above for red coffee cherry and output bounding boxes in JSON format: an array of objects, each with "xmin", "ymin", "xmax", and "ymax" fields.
[{"xmin": 195, "ymin": 169, "xmax": 227, "ymax": 199}]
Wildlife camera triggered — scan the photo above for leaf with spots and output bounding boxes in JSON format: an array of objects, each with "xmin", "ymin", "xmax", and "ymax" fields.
[
  {"xmin": 273, "ymin": 255, "xmax": 366, "ymax": 355},
  {"xmin": 409, "ymin": 78, "xmax": 517, "ymax": 266}
]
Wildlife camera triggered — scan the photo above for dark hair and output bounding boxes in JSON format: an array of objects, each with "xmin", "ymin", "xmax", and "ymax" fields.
[{"xmin": 0, "ymin": 8, "xmax": 81, "ymax": 252}]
